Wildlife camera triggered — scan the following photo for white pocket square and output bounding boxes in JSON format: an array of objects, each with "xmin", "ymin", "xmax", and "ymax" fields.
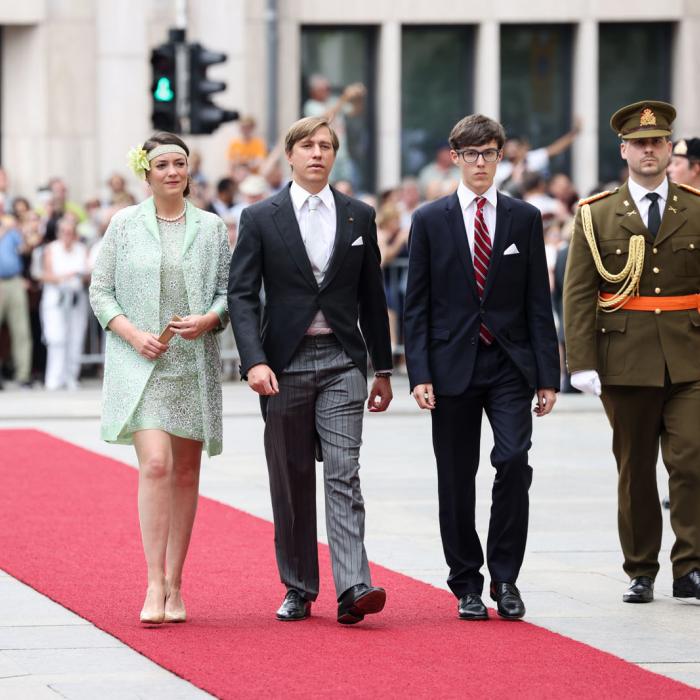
[
  {"xmin": 351, "ymin": 236, "xmax": 364, "ymax": 247},
  {"xmin": 503, "ymin": 243, "xmax": 519, "ymax": 256}
]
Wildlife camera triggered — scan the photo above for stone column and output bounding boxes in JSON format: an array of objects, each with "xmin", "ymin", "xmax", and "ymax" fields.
[
  {"xmin": 96, "ymin": 0, "xmax": 150, "ymax": 197},
  {"xmin": 572, "ymin": 19, "xmax": 598, "ymax": 195},
  {"xmin": 277, "ymin": 3, "xmax": 301, "ymax": 144},
  {"xmin": 1, "ymin": 25, "xmax": 49, "ymax": 198},
  {"xmin": 474, "ymin": 21, "xmax": 499, "ymax": 119},
  {"xmin": 672, "ymin": 13, "xmax": 700, "ymax": 139},
  {"xmin": 377, "ymin": 20, "xmax": 401, "ymax": 190},
  {"xmin": 186, "ymin": 0, "xmax": 248, "ymax": 180}
]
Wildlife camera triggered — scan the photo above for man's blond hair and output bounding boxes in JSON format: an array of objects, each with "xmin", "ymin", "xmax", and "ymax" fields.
[{"xmin": 284, "ymin": 116, "xmax": 339, "ymax": 155}]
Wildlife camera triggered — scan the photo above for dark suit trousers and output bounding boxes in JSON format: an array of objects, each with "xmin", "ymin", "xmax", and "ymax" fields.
[
  {"xmin": 431, "ymin": 343, "xmax": 534, "ymax": 597},
  {"xmin": 263, "ymin": 335, "xmax": 371, "ymax": 601}
]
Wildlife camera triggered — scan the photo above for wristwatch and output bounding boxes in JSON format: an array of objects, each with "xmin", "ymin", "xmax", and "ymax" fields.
[{"xmin": 374, "ymin": 371, "xmax": 392, "ymax": 378}]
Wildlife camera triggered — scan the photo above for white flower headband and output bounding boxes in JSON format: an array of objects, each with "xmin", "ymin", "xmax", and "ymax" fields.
[{"xmin": 126, "ymin": 144, "xmax": 188, "ymax": 180}]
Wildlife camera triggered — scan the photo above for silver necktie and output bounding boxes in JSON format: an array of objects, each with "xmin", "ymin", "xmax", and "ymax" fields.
[{"xmin": 305, "ymin": 195, "xmax": 327, "ymax": 283}]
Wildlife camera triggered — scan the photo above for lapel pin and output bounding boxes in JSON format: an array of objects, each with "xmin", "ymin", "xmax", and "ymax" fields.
[
  {"xmin": 668, "ymin": 206, "xmax": 677, "ymax": 213},
  {"xmin": 623, "ymin": 200, "xmax": 630, "ymax": 207},
  {"xmin": 673, "ymin": 195, "xmax": 678, "ymax": 202},
  {"xmin": 626, "ymin": 211, "xmax": 636, "ymax": 216}
]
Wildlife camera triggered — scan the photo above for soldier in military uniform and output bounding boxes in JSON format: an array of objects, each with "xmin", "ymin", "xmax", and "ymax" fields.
[{"xmin": 564, "ymin": 100, "xmax": 700, "ymax": 604}]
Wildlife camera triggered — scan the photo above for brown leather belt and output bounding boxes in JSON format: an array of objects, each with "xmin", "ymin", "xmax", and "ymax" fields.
[{"xmin": 600, "ymin": 292, "xmax": 700, "ymax": 311}]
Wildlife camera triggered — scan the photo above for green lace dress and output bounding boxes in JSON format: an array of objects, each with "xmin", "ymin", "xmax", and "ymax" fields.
[{"xmin": 123, "ymin": 217, "xmax": 204, "ymax": 443}]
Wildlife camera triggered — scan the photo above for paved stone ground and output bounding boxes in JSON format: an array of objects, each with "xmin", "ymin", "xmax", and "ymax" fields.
[{"xmin": 0, "ymin": 379, "xmax": 698, "ymax": 697}]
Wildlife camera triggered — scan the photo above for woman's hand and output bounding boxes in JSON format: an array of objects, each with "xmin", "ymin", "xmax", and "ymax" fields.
[
  {"xmin": 129, "ymin": 329, "xmax": 169, "ymax": 360},
  {"xmin": 169, "ymin": 313, "xmax": 218, "ymax": 340}
]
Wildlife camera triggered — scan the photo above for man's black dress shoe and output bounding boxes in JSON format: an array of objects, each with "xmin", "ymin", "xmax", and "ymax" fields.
[
  {"xmin": 337, "ymin": 583, "xmax": 386, "ymax": 625},
  {"xmin": 622, "ymin": 576, "xmax": 654, "ymax": 603},
  {"xmin": 276, "ymin": 589, "xmax": 311, "ymax": 621},
  {"xmin": 673, "ymin": 569, "xmax": 700, "ymax": 599},
  {"xmin": 490, "ymin": 582, "xmax": 525, "ymax": 620},
  {"xmin": 458, "ymin": 593, "xmax": 488, "ymax": 621}
]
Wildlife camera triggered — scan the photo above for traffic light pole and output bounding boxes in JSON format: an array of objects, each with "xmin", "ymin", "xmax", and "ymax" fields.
[
  {"xmin": 172, "ymin": 0, "xmax": 189, "ymax": 132},
  {"xmin": 174, "ymin": 0, "xmax": 188, "ymax": 31},
  {"xmin": 173, "ymin": 31, "xmax": 190, "ymax": 133},
  {"xmin": 265, "ymin": 0, "xmax": 279, "ymax": 149}
]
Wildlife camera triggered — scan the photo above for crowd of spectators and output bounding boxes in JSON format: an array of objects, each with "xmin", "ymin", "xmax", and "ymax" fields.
[
  {"xmin": 0, "ymin": 94, "xmax": 615, "ymax": 391},
  {"xmin": 0, "ymin": 170, "xmax": 135, "ymax": 390}
]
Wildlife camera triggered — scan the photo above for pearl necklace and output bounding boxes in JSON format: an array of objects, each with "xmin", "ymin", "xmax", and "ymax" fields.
[{"xmin": 155, "ymin": 207, "xmax": 186, "ymax": 222}]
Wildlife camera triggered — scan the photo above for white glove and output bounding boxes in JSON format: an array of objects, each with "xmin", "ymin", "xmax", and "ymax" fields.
[{"xmin": 570, "ymin": 370, "xmax": 601, "ymax": 396}]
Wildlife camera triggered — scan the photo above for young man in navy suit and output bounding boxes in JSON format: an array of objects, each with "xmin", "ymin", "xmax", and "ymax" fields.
[{"xmin": 404, "ymin": 114, "xmax": 560, "ymax": 621}]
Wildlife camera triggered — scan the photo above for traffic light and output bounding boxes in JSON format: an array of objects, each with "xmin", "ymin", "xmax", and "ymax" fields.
[
  {"xmin": 189, "ymin": 42, "xmax": 239, "ymax": 135},
  {"xmin": 150, "ymin": 39, "xmax": 179, "ymax": 132}
]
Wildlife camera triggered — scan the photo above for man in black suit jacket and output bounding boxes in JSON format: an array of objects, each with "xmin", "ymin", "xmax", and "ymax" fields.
[
  {"xmin": 228, "ymin": 116, "xmax": 393, "ymax": 625},
  {"xmin": 404, "ymin": 114, "xmax": 560, "ymax": 621}
]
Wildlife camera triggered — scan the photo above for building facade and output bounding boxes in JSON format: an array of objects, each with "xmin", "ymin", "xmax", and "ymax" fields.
[{"xmin": 2, "ymin": 0, "xmax": 699, "ymax": 201}]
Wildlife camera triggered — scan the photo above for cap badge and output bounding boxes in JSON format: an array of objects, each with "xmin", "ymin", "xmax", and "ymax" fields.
[
  {"xmin": 640, "ymin": 108, "xmax": 657, "ymax": 127},
  {"xmin": 674, "ymin": 139, "xmax": 688, "ymax": 155}
]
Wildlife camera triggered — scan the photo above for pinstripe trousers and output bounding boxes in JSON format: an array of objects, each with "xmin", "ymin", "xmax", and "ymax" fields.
[{"xmin": 264, "ymin": 335, "xmax": 371, "ymax": 601}]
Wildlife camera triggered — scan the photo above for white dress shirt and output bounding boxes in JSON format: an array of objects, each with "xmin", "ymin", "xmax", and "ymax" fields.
[
  {"xmin": 289, "ymin": 180, "xmax": 336, "ymax": 334},
  {"xmin": 627, "ymin": 177, "xmax": 668, "ymax": 228},
  {"xmin": 456, "ymin": 180, "xmax": 498, "ymax": 257}
]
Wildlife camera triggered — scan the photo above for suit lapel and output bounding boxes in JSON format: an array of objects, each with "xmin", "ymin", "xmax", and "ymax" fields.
[
  {"xmin": 617, "ymin": 182, "xmax": 653, "ymax": 244},
  {"xmin": 482, "ymin": 192, "xmax": 511, "ymax": 301},
  {"xmin": 271, "ymin": 186, "xmax": 318, "ymax": 290},
  {"xmin": 140, "ymin": 197, "xmax": 160, "ymax": 243},
  {"xmin": 655, "ymin": 181, "xmax": 688, "ymax": 246},
  {"xmin": 320, "ymin": 189, "xmax": 354, "ymax": 290},
  {"xmin": 444, "ymin": 192, "xmax": 479, "ymax": 301}
]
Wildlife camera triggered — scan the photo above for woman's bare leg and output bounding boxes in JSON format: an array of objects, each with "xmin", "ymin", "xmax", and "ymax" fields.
[
  {"xmin": 164, "ymin": 436, "xmax": 203, "ymax": 620},
  {"xmin": 133, "ymin": 430, "xmax": 173, "ymax": 621}
]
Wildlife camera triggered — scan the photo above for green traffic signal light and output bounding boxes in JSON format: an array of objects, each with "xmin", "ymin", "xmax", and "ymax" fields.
[{"xmin": 154, "ymin": 77, "xmax": 174, "ymax": 102}]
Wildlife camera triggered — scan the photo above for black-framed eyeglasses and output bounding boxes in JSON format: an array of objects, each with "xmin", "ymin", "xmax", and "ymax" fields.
[{"xmin": 455, "ymin": 148, "xmax": 501, "ymax": 164}]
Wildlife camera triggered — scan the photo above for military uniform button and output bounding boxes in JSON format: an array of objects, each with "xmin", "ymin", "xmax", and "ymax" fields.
[
  {"xmin": 601, "ymin": 328, "xmax": 606, "ymax": 333},
  {"xmin": 655, "ymin": 308, "xmax": 662, "ymax": 315},
  {"xmin": 616, "ymin": 248, "xmax": 622, "ymax": 255},
  {"xmin": 653, "ymin": 248, "xmax": 658, "ymax": 254},
  {"xmin": 653, "ymin": 267, "xmax": 660, "ymax": 273},
  {"xmin": 691, "ymin": 243, "xmax": 696, "ymax": 250},
  {"xmin": 655, "ymin": 287, "xmax": 661, "ymax": 294}
]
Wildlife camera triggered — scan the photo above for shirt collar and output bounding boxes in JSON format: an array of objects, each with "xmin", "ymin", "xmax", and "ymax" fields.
[
  {"xmin": 290, "ymin": 180, "xmax": 335, "ymax": 213},
  {"xmin": 627, "ymin": 176, "xmax": 668, "ymax": 205},
  {"xmin": 457, "ymin": 180, "xmax": 498, "ymax": 211}
]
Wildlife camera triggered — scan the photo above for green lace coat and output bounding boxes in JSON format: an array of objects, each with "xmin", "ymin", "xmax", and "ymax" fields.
[{"xmin": 89, "ymin": 198, "xmax": 230, "ymax": 456}]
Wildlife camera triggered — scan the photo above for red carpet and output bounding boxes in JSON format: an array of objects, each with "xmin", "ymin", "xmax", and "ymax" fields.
[{"xmin": 0, "ymin": 429, "xmax": 696, "ymax": 699}]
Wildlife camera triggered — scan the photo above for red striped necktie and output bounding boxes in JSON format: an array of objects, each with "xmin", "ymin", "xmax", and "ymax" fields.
[{"xmin": 473, "ymin": 196, "xmax": 494, "ymax": 345}]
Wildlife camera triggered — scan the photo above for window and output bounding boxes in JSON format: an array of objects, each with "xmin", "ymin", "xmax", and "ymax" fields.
[
  {"xmin": 598, "ymin": 23, "xmax": 673, "ymax": 184},
  {"xmin": 500, "ymin": 24, "xmax": 574, "ymax": 175},
  {"xmin": 401, "ymin": 26, "xmax": 474, "ymax": 178},
  {"xmin": 301, "ymin": 27, "xmax": 377, "ymax": 193}
]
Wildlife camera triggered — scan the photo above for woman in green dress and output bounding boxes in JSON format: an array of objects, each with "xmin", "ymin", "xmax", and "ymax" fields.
[{"xmin": 90, "ymin": 132, "xmax": 230, "ymax": 624}]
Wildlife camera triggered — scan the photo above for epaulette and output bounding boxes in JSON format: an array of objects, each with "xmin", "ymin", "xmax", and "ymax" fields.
[
  {"xmin": 678, "ymin": 183, "xmax": 700, "ymax": 197},
  {"xmin": 577, "ymin": 189, "xmax": 617, "ymax": 207}
]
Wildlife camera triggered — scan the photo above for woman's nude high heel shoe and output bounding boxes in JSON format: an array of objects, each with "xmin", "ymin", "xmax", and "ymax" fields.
[
  {"xmin": 164, "ymin": 588, "xmax": 187, "ymax": 623},
  {"xmin": 140, "ymin": 586, "xmax": 166, "ymax": 624}
]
